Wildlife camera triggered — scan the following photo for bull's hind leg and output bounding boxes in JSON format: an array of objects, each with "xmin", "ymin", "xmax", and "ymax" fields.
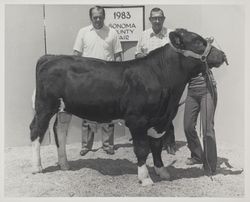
[
  {"xmin": 30, "ymin": 116, "xmax": 42, "ymax": 173},
  {"xmin": 149, "ymin": 136, "xmax": 170, "ymax": 180},
  {"xmin": 30, "ymin": 109, "xmax": 56, "ymax": 173},
  {"xmin": 53, "ymin": 112, "xmax": 72, "ymax": 170}
]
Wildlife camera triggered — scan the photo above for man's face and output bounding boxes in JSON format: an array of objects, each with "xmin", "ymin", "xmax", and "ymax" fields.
[
  {"xmin": 149, "ymin": 11, "xmax": 165, "ymax": 33},
  {"xmin": 91, "ymin": 9, "xmax": 105, "ymax": 29}
]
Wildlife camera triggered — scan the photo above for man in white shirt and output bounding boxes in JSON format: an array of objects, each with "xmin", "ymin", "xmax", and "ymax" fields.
[
  {"xmin": 73, "ymin": 7, "xmax": 122, "ymax": 61},
  {"xmin": 135, "ymin": 7, "xmax": 176, "ymax": 155},
  {"xmin": 135, "ymin": 8, "xmax": 172, "ymax": 58},
  {"xmin": 62, "ymin": 6, "xmax": 122, "ymax": 156}
]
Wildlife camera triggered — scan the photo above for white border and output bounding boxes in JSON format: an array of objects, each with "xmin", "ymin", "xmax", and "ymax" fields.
[{"xmin": 1, "ymin": 0, "xmax": 249, "ymax": 202}]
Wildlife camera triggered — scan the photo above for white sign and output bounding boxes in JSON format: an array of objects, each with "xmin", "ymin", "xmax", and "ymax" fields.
[{"xmin": 104, "ymin": 6, "xmax": 144, "ymax": 41}]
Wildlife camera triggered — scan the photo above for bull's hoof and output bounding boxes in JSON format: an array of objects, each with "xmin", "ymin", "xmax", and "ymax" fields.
[
  {"xmin": 59, "ymin": 162, "xmax": 71, "ymax": 171},
  {"xmin": 32, "ymin": 165, "xmax": 43, "ymax": 174},
  {"xmin": 140, "ymin": 178, "xmax": 154, "ymax": 186},
  {"xmin": 154, "ymin": 166, "xmax": 170, "ymax": 180}
]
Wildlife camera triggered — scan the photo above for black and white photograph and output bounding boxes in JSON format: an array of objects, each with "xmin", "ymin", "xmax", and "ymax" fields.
[{"xmin": 1, "ymin": 0, "xmax": 249, "ymax": 200}]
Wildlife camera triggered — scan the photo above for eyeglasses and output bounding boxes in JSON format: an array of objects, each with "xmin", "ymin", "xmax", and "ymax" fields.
[
  {"xmin": 150, "ymin": 16, "xmax": 165, "ymax": 21},
  {"xmin": 92, "ymin": 16, "xmax": 104, "ymax": 21}
]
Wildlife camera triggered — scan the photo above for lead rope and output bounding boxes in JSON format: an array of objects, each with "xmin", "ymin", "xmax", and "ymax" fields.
[
  {"xmin": 204, "ymin": 61, "xmax": 216, "ymax": 181},
  {"xmin": 201, "ymin": 39, "xmax": 226, "ymax": 180},
  {"xmin": 198, "ymin": 71, "xmax": 213, "ymax": 181}
]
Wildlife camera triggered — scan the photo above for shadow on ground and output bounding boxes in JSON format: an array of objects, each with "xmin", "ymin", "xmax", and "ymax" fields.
[
  {"xmin": 114, "ymin": 140, "xmax": 186, "ymax": 151},
  {"xmin": 42, "ymin": 158, "xmax": 137, "ymax": 175},
  {"xmin": 153, "ymin": 157, "xmax": 243, "ymax": 182},
  {"xmin": 42, "ymin": 140, "xmax": 243, "ymax": 181}
]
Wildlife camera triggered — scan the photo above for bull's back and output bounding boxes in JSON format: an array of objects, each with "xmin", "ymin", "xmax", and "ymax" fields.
[{"xmin": 64, "ymin": 57, "xmax": 126, "ymax": 115}]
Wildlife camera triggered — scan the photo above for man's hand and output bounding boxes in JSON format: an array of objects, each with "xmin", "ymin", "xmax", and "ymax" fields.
[
  {"xmin": 114, "ymin": 52, "xmax": 122, "ymax": 61},
  {"xmin": 73, "ymin": 50, "xmax": 82, "ymax": 56},
  {"xmin": 135, "ymin": 53, "xmax": 148, "ymax": 59}
]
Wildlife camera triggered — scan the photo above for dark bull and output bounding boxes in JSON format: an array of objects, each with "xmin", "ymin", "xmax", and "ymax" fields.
[{"xmin": 30, "ymin": 29, "xmax": 227, "ymax": 186}]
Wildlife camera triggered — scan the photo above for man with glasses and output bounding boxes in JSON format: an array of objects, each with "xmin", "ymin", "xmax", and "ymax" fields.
[{"xmin": 135, "ymin": 7, "xmax": 176, "ymax": 155}]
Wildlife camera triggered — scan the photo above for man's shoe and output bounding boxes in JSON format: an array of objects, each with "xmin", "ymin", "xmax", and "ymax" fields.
[
  {"xmin": 185, "ymin": 158, "xmax": 202, "ymax": 165},
  {"xmin": 104, "ymin": 148, "xmax": 115, "ymax": 155},
  {"xmin": 80, "ymin": 148, "xmax": 90, "ymax": 156}
]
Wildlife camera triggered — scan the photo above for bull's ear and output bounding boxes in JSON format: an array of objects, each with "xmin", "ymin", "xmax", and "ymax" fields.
[{"xmin": 169, "ymin": 32, "xmax": 184, "ymax": 49}]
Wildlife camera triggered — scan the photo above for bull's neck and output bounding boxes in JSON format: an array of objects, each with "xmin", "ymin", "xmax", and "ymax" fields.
[
  {"xmin": 161, "ymin": 46, "xmax": 187, "ymax": 89},
  {"xmin": 141, "ymin": 45, "xmax": 200, "ymax": 90},
  {"xmin": 163, "ymin": 47, "xmax": 201, "ymax": 89}
]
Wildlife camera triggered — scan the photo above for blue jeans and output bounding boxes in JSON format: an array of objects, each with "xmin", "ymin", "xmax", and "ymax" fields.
[{"xmin": 184, "ymin": 86, "xmax": 217, "ymax": 172}]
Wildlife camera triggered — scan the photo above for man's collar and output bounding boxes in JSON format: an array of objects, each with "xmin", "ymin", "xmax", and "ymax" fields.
[
  {"xmin": 90, "ymin": 24, "xmax": 108, "ymax": 31},
  {"xmin": 150, "ymin": 27, "xmax": 167, "ymax": 38},
  {"xmin": 90, "ymin": 24, "xmax": 94, "ymax": 30}
]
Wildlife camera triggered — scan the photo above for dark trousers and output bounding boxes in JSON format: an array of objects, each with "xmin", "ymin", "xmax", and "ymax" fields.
[
  {"xmin": 81, "ymin": 121, "xmax": 114, "ymax": 150},
  {"xmin": 184, "ymin": 86, "xmax": 217, "ymax": 172}
]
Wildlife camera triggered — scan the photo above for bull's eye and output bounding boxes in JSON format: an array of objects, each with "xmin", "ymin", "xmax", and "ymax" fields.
[{"xmin": 193, "ymin": 36, "xmax": 207, "ymax": 47}]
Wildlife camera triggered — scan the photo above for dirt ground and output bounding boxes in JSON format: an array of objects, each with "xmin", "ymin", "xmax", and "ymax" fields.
[{"xmin": 4, "ymin": 135, "xmax": 244, "ymax": 197}]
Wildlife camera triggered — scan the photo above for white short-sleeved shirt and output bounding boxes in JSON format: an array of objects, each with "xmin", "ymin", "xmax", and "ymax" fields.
[
  {"xmin": 135, "ymin": 27, "xmax": 173, "ymax": 55},
  {"xmin": 73, "ymin": 25, "xmax": 122, "ymax": 61}
]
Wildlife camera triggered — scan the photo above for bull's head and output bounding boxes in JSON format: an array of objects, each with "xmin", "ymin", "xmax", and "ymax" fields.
[{"xmin": 169, "ymin": 28, "xmax": 228, "ymax": 68}]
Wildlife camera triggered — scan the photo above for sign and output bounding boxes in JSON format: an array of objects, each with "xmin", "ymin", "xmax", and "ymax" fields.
[{"xmin": 104, "ymin": 6, "xmax": 145, "ymax": 41}]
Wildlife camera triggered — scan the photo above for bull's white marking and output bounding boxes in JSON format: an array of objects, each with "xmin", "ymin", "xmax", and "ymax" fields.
[
  {"xmin": 31, "ymin": 89, "xmax": 36, "ymax": 110},
  {"xmin": 56, "ymin": 113, "xmax": 70, "ymax": 170},
  {"xmin": 58, "ymin": 98, "xmax": 66, "ymax": 112},
  {"xmin": 138, "ymin": 164, "xmax": 153, "ymax": 186},
  {"xmin": 147, "ymin": 127, "xmax": 165, "ymax": 138},
  {"xmin": 31, "ymin": 137, "xmax": 42, "ymax": 173},
  {"xmin": 154, "ymin": 166, "xmax": 171, "ymax": 180}
]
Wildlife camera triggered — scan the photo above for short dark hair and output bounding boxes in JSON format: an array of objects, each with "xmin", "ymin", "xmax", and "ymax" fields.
[
  {"xmin": 150, "ymin": 7, "xmax": 165, "ymax": 17},
  {"xmin": 89, "ymin": 6, "xmax": 105, "ymax": 19}
]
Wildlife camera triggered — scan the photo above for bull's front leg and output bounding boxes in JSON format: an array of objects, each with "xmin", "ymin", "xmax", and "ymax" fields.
[
  {"xmin": 148, "ymin": 132, "xmax": 170, "ymax": 180},
  {"xmin": 54, "ymin": 112, "xmax": 72, "ymax": 170},
  {"xmin": 132, "ymin": 132, "xmax": 153, "ymax": 186}
]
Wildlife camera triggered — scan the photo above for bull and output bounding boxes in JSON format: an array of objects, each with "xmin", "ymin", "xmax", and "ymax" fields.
[{"xmin": 30, "ymin": 29, "xmax": 227, "ymax": 186}]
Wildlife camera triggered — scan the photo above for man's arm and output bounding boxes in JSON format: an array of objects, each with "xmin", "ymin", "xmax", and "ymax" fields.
[
  {"xmin": 73, "ymin": 50, "xmax": 82, "ymax": 56},
  {"xmin": 134, "ymin": 34, "xmax": 147, "ymax": 58},
  {"xmin": 73, "ymin": 29, "xmax": 84, "ymax": 56},
  {"xmin": 135, "ymin": 52, "xmax": 147, "ymax": 59}
]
